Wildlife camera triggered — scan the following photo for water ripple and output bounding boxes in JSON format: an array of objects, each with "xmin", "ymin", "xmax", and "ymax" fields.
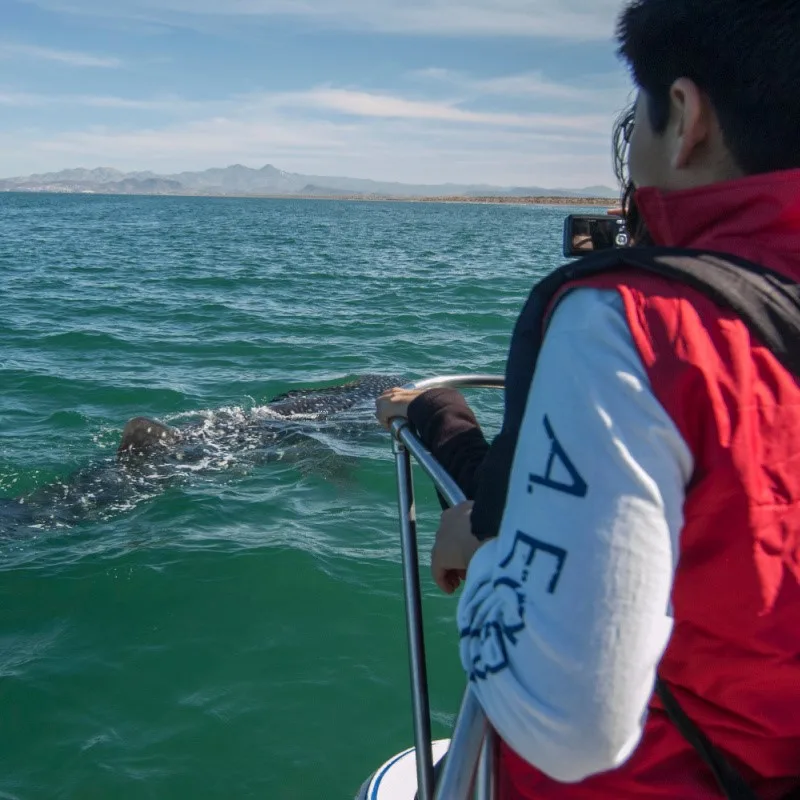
[{"xmin": 0, "ymin": 192, "xmax": 600, "ymax": 798}]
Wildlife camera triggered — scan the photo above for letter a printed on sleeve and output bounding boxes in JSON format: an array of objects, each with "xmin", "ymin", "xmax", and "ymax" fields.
[{"xmin": 528, "ymin": 415, "xmax": 588, "ymax": 498}]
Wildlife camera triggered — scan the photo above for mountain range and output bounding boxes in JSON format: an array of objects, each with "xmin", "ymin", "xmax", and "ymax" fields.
[{"xmin": 0, "ymin": 164, "xmax": 618, "ymax": 199}]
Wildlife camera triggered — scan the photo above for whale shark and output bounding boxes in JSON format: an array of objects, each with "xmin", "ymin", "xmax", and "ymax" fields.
[{"xmin": 0, "ymin": 374, "xmax": 404, "ymax": 534}]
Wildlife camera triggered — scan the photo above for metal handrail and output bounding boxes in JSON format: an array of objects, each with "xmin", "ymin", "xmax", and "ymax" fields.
[
  {"xmin": 389, "ymin": 374, "xmax": 504, "ymax": 800},
  {"xmin": 403, "ymin": 374, "xmax": 507, "ymax": 394}
]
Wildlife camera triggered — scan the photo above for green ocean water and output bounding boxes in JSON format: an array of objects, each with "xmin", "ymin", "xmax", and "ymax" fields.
[{"xmin": 0, "ymin": 192, "xmax": 595, "ymax": 799}]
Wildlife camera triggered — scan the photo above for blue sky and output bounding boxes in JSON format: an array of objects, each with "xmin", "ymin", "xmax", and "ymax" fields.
[{"xmin": 1, "ymin": 0, "xmax": 633, "ymax": 186}]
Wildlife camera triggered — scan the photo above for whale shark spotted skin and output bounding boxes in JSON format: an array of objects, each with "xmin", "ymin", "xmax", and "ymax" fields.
[
  {"xmin": 117, "ymin": 373, "xmax": 405, "ymax": 461},
  {"xmin": 0, "ymin": 374, "xmax": 405, "ymax": 534}
]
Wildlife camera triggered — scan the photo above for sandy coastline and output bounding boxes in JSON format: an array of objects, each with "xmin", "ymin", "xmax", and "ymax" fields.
[
  {"xmin": 230, "ymin": 192, "xmax": 616, "ymax": 205},
  {"xmin": 403, "ymin": 195, "xmax": 614, "ymax": 206},
  {"xmin": 1, "ymin": 188, "xmax": 617, "ymax": 206}
]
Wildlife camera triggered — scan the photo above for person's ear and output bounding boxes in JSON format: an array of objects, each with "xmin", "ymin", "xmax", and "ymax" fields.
[{"xmin": 669, "ymin": 78, "xmax": 712, "ymax": 170}]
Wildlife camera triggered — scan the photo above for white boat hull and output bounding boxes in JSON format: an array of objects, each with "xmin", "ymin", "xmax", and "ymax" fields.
[{"xmin": 356, "ymin": 739, "xmax": 450, "ymax": 800}]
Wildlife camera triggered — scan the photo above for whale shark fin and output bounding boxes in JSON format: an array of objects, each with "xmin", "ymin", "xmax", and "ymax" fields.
[
  {"xmin": 266, "ymin": 374, "xmax": 406, "ymax": 417},
  {"xmin": 268, "ymin": 380, "xmax": 362, "ymax": 404},
  {"xmin": 117, "ymin": 417, "xmax": 181, "ymax": 458}
]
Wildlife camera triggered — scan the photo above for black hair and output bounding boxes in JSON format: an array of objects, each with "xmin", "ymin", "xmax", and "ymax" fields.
[{"xmin": 616, "ymin": 0, "xmax": 800, "ymax": 176}]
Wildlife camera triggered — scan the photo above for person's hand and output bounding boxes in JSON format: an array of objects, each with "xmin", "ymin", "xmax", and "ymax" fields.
[
  {"xmin": 431, "ymin": 501, "xmax": 483, "ymax": 594},
  {"xmin": 375, "ymin": 387, "xmax": 426, "ymax": 430}
]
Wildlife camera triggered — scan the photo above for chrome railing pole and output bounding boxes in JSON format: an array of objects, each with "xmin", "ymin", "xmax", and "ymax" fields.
[
  {"xmin": 475, "ymin": 729, "xmax": 497, "ymax": 800},
  {"xmin": 434, "ymin": 688, "xmax": 489, "ymax": 799},
  {"xmin": 404, "ymin": 375, "xmax": 506, "ymax": 393},
  {"xmin": 386, "ymin": 376, "xmax": 505, "ymax": 800},
  {"xmin": 393, "ymin": 425, "xmax": 435, "ymax": 800},
  {"xmin": 395, "ymin": 426, "xmax": 466, "ymax": 509}
]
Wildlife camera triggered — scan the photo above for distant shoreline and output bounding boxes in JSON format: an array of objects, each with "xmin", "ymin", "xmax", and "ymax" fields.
[
  {"xmin": 398, "ymin": 195, "xmax": 613, "ymax": 206},
  {"xmin": 1, "ymin": 189, "xmax": 615, "ymax": 206},
  {"xmin": 256, "ymin": 193, "xmax": 615, "ymax": 205}
]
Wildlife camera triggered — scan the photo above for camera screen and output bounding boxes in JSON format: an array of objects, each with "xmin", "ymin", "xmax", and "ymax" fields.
[{"xmin": 569, "ymin": 217, "xmax": 629, "ymax": 254}]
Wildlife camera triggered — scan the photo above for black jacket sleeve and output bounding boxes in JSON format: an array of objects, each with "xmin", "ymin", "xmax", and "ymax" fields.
[{"xmin": 405, "ymin": 388, "xmax": 490, "ymax": 502}]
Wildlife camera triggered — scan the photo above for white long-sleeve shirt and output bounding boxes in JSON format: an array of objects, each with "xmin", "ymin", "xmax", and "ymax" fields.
[{"xmin": 458, "ymin": 288, "xmax": 694, "ymax": 783}]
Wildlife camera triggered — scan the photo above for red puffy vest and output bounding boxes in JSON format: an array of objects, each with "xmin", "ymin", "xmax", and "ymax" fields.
[{"xmin": 501, "ymin": 171, "xmax": 800, "ymax": 800}]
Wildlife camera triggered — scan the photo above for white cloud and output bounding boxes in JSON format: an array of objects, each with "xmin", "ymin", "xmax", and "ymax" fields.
[
  {"xmin": 0, "ymin": 83, "xmax": 621, "ymax": 186},
  {"xmin": 0, "ymin": 92, "xmax": 43, "ymax": 107},
  {"xmin": 11, "ymin": 118, "xmax": 615, "ymax": 187},
  {"xmin": 410, "ymin": 68, "xmax": 632, "ymax": 111},
  {"xmin": 3, "ymin": 85, "xmax": 610, "ymax": 130},
  {"xmin": 0, "ymin": 91, "xmax": 204, "ymax": 111},
  {"xmin": 0, "ymin": 84, "xmax": 618, "ymax": 131},
  {"xmin": 0, "ymin": 42, "xmax": 123, "ymax": 68},
  {"xmin": 33, "ymin": 118, "xmax": 347, "ymax": 160},
  {"xmin": 277, "ymin": 88, "xmax": 611, "ymax": 132},
  {"xmin": 24, "ymin": 0, "xmax": 625, "ymax": 39}
]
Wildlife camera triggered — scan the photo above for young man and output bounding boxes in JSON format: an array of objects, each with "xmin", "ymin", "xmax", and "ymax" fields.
[{"xmin": 376, "ymin": 1, "xmax": 800, "ymax": 796}]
